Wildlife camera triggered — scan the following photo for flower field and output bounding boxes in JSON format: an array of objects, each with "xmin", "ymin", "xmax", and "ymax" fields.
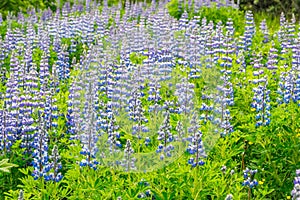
[{"xmin": 0, "ymin": 0, "xmax": 299, "ymax": 199}]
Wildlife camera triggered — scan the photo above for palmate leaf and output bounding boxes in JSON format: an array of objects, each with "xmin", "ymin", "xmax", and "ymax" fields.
[{"xmin": 0, "ymin": 159, "xmax": 18, "ymax": 173}]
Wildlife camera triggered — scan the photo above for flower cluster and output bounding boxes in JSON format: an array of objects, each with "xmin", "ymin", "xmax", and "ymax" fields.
[
  {"xmin": 200, "ymin": 93, "xmax": 214, "ymax": 123},
  {"xmin": 266, "ymin": 43, "xmax": 278, "ymax": 71},
  {"xmin": 175, "ymin": 78, "xmax": 195, "ymax": 115},
  {"xmin": 175, "ymin": 120, "xmax": 185, "ymax": 141},
  {"xmin": 291, "ymin": 169, "xmax": 300, "ymax": 200},
  {"xmin": 214, "ymin": 79, "xmax": 234, "ymax": 136},
  {"xmin": 277, "ymin": 66, "xmax": 300, "ymax": 105},
  {"xmin": 107, "ymin": 114, "xmax": 122, "ymax": 154},
  {"xmin": 260, "ymin": 19, "xmax": 269, "ymax": 43},
  {"xmin": 121, "ymin": 139, "xmax": 136, "ymax": 171},
  {"xmin": 156, "ymin": 110, "xmax": 174, "ymax": 160},
  {"xmin": 148, "ymin": 79, "xmax": 162, "ymax": 113},
  {"xmin": 31, "ymin": 119, "xmax": 62, "ymax": 182},
  {"xmin": 242, "ymin": 168, "xmax": 258, "ymax": 188},
  {"xmin": 126, "ymin": 89, "xmax": 149, "ymax": 139},
  {"xmin": 225, "ymin": 194, "xmax": 233, "ymax": 200},
  {"xmin": 31, "ymin": 121, "xmax": 50, "ymax": 180},
  {"xmin": 251, "ymin": 79, "xmax": 271, "ymax": 127},
  {"xmin": 47, "ymin": 145, "xmax": 63, "ymax": 182},
  {"xmin": 244, "ymin": 11, "xmax": 255, "ymax": 51},
  {"xmin": 79, "ymin": 73, "xmax": 100, "ymax": 170},
  {"xmin": 186, "ymin": 113, "xmax": 206, "ymax": 167}
]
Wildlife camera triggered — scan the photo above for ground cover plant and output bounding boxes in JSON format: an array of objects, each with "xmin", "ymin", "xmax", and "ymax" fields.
[{"xmin": 0, "ymin": 0, "xmax": 299, "ymax": 199}]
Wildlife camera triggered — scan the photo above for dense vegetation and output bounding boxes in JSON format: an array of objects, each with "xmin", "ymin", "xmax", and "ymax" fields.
[
  {"xmin": 1, "ymin": 0, "xmax": 300, "ymax": 19},
  {"xmin": 0, "ymin": 0, "xmax": 299, "ymax": 199}
]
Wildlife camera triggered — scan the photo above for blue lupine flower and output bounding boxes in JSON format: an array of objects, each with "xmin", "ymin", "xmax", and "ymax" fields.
[
  {"xmin": 291, "ymin": 169, "xmax": 300, "ymax": 199},
  {"xmin": 175, "ymin": 120, "xmax": 184, "ymax": 141},
  {"xmin": 244, "ymin": 11, "xmax": 255, "ymax": 52},
  {"xmin": 252, "ymin": 78, "xmax": 271, "ymax": 127},
  {"xmin": 127, "ymin": 88, "xmax": 149, "ymax": 139},
  {"xmin": 278, "ymin": 12, "xmax": 289, "ymax": 50},
  {"xmin": 145, "ymin": 137, "xmax": 151, "ymax": 146},
  {"xmin": 277, "ymin": 68, "xmax": 296, "ymax": 104},
  {"xmin": 148, "ymin": 79, "xmax": 162, "ymax": 113},
  {"xmin": 121, "ymin": 139, "xmax": 136, "ymax": 171},
  {"xmin": 175, "ymin": 78, "xmax": 195, "ymax": 115},
  {"xmin": 266, "ymin": 43, "xmax": 279, "ymax": 72},
  {"xmin": 145, "ymin": 189, "xmax": 151, "ymax": 196},
  {"xmin": 200, "ymin": 92, "xmax": 214, "ymax": 123},
  {"xmin": 203, "ymin": 21, "xmax": 216, "ymax": 68},
  {"xmin": 0, "ymin": 103, "xmax": 15, "ymax": 152},
  {"xmin": 79, "ymin": 74, "xmax": 100, "ymax": 170},
  {"xmin": 156, "ymin": 110, "xmax": 174, "ymax": 160},
  {"xmin": 56, "ymin": 45, "xmax": 70, "ymax": 81},
  {"xmin": 225, "ymin": 194, "xmax": 233, "ymax": 200},
  {"xmin": 107, "ymin": 114, "xmax": 122, "ymax": 154},
  {"xmin": 186, "ymin": 113, "xmax": 206, "ymax": 167},
  {"xmin": 214, "ymin": 76, "xmax": 234, "ymax": 136},
  {"xmin": 242, "ymin": 168, "xmax": 259, "ymax": 189},
  {"xmin": 185, "ymin": 19, "xmax": 201, "ymax": 79},
  {"xmin": 31, "ymin": 118, "xmax": 51, "ymax": 181},
  {"xmin": 260, "ymin": 19, "xmax": 269, "ymax": 43},
  {"xmin": 47, "ymin": 145, "xmax": 63, "ymax": 182}
]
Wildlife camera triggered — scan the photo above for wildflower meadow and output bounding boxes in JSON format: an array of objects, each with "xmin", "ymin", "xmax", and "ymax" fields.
[{"xmin": 0, "ymin": 0, "xmax": 299, "ymax": 199}]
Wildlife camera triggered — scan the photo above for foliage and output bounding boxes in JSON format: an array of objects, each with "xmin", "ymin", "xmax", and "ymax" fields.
[
  {"xmin": 239, "ymin": 0, "xmax": 300, "ymax": 19},
  {"xmin": 0, "ymin": 0, "xmax": 56, "ymax": 19},
  {"xmin": 0, "ymin": 0, "xmax": 299, "ymax": 200},
  {"xmin": 0, "ymin": 159, "xmax": 18, "ymax": 173}
]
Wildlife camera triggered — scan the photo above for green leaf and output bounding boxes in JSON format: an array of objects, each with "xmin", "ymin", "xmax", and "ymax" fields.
[
  {"xmin": 282, "ymin": 125, "xmax": 292, "ymax": 133},
  {"xmin": 0, "ymin": 159, "xmax": 18, "ymax": 173}
]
